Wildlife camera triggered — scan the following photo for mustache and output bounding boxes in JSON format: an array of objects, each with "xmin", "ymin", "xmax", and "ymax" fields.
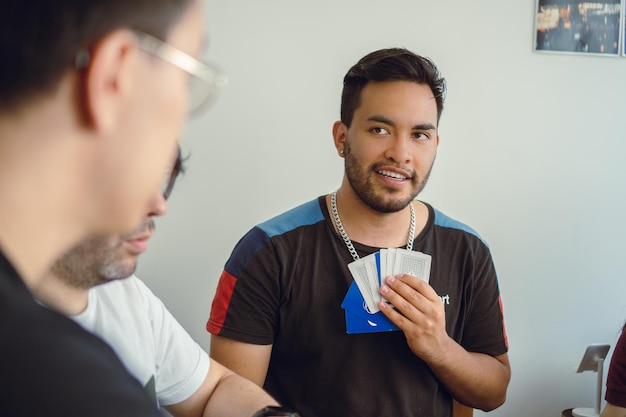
[{"xmin": 121, "ymin": 218, "xmax": 155, "ymax": 240}]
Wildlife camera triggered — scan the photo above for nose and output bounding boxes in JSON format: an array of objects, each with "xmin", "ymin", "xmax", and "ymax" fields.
[
  {"xmin": 384, "ymin": 135, "xmax": 412, "ymax": 164},
  {"xmin": 147, "ymin": 189, "xmax": 168, "ymax": 218}
]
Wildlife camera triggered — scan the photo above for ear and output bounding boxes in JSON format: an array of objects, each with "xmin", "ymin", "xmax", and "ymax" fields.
[
  {"xmin": 83, "ymin": 29, "xmax": 138, "ymax": 133},
  {"xmin": 332, "ymin": 120, "xmax": 347, "ymax": 157}
]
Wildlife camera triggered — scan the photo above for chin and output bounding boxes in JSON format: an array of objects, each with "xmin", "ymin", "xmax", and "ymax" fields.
[{"xmin": 98, "ymin": 261, "xmax": 138, "ymax": 283}]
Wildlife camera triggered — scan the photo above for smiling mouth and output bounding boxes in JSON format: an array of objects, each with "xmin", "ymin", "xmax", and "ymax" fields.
[{"xmin": 377, "ymin": 169, "xmax": 408, "ymax": 180}]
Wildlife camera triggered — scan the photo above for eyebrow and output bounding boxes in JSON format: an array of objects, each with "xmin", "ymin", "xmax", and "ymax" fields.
[{"xmin": 367, "ymin": 115, "xmax": 437, "ymax": 131}]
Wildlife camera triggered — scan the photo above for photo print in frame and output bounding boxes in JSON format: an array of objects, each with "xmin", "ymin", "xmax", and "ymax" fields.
[{"xmin": 534, "ymin": 0, "xmax": 622, "ymax": 56}]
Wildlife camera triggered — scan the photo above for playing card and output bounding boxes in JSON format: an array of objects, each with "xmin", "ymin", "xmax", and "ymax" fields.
[
  {"xmin": 386, "ymin": 248, "xmax": 397, "ymax": 278},
  {"xmin": 347, "ymin": 253, "xmax": 381, "ymax": 313},
  {"xmin": 364, "ymin": 255, "xmax": 381, "ymax": 305},
  {"xmin": 391, "ymin": 248, "xmax": 432, "ymax": 283},
  {"xmin": 341, "ymin": 281, "xmax": 399, "ymax": 333},
  {"xmin": 378, "ymin": 249, "xmax": 387, "ymax": 286},
  {"xmin": 344, "ymin": 307, "xmax": 399, "ymax": 334}
]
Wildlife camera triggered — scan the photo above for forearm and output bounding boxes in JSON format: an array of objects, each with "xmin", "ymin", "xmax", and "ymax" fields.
[
  {"xmin": 425, "ymin": 337, "xmax": 510, "ymax": 411},
  {"xmin": 601, "ymin": 403, "xmax": 626, "ymax": 417},
  {"xmin": 203, "ymin": 372, "xmax": 280, "ymax": 417}
]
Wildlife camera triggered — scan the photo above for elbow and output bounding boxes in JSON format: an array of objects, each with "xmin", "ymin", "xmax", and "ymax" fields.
[
  {"xmin": 477, "ymin": 389, "xmax": 507, "ymax": 412},
  {"xmin": 479, "ymin": 355, "xmax": 511, "ymax": 411}
]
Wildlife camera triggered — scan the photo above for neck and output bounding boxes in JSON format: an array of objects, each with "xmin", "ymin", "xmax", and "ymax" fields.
[
  {"xmin": 0, "ymin": 92, "xmax": 91, "ymax": 288},
  {"xmin": 329, "ymin": 183, "xmax": 427, "ymax": 248},
  {"xmin": 32, "ymin": 272, "xmax": 90, "ymax": 316}
]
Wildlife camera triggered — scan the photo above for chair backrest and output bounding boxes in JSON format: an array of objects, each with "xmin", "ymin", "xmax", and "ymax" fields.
[{"xmin": 453, "ymin": 399, "xmax": 473, "ymax": 417}]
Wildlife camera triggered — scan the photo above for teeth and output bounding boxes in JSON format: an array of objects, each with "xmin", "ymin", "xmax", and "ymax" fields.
[{"xmin": 378, "ymin": 170, "xmax": 406, "ymax": 180}]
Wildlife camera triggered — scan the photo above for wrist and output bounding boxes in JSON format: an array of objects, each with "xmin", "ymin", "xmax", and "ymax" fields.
[{"xmin": 251, "ymin": 406, "xmax": 300, "ymax": 417}]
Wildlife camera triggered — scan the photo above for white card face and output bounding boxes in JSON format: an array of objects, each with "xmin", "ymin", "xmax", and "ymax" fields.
[
  {"xmin": 347, "ymin": 253, "xmax": 380, "ymax": 313},
  {"xmin": 385, "ymin": 248, "xmax": 397, "ymax": 278},
  {"xmin": 364, "ymin": 255, "xmax": 382, "ymax": 308},
  {"xmin": 391, "ymin": 248, "xmax": 432, "ymax": 283}
]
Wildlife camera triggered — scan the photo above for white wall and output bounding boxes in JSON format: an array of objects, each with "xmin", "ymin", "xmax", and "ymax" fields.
[{"xmin": 137, "ymin": 1, "xmax": 626, "ymax": 415}]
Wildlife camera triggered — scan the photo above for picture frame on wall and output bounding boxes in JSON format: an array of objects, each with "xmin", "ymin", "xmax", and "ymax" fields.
[
  {"xmin": 621, "ymin": 0, "xmax": 626, "ymax": 57},
  {"xmin": 534, "ymin": 0, "xmax": 623, "ymax": 56}
]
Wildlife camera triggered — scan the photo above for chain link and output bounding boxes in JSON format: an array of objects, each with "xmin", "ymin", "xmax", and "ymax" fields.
[{"xmin": 330, "ymin": 191, "xmax": 415, "ymax": 261}]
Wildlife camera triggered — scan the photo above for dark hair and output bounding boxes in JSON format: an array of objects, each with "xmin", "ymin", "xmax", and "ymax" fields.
[
  {"xmin": 0, "ymin": 0, "xmax": 194, "ymax": 111},
  {"xmin": 340, "ymin": 48, "xmax": 447, "ymax": 127}
]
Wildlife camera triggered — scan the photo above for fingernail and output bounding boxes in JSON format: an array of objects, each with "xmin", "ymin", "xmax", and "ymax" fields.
[
  {"xmin": 387, "ymin": 275, "xmax": 396, "ymax": 284},
  {"xmin": 380, "ymin": 285, "xmax": 389, "ymax": 295}
]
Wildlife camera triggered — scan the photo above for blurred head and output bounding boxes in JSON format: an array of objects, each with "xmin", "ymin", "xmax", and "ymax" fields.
[
  {"xmin": 1, "ymin": 0, "xmax": 194, "ymax": 111},
  {"xmin": 50, "ymin": 148, "xmax": 186, "ymax": 289},
  {"xmin": 0, "ymin": 0, "xmax": 222, "ymax": 239},
  {"xmin": 340, "ymin": 48, "xmax": 446, "ymax": 128}
]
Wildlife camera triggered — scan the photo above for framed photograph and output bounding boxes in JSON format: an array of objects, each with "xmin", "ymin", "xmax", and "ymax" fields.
[
  {"xmin": 534, "ymin": 0, "xmax": 622, "ymax": 56},
  {"xmin": 622, "ymin": 1, "xmax": 626, "ymax": 56}
]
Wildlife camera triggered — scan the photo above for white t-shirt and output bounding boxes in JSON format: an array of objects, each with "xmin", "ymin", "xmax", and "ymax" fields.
[{"xmin": 72, "ymin": 275, "xmax": 210, "ymax": 407}]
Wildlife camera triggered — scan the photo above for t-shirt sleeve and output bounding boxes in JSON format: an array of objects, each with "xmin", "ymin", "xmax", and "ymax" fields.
[
  {"xmin": 207, "ymin": 226, "xmax": 281, "ymax": 345},
  {"xmin": 135, "ymin": 278, "xmax": 210, "ymax": 406},
  {"xmin": 459, "ymin": 244, "xmax": 509, "ymax": 357}
]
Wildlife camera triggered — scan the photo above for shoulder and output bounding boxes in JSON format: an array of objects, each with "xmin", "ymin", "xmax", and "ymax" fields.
[
  {"xmin": 90, "ymin": 275, "xmax": 153, "ymax": 303},
  {"xmin": 86, "ymin": 276, "xmax": 164, "ymax": 324},
  {"xmin": 424, "ymin": 202, "xmax": 489, "ymax": 248},
  {"xmin": 256, "ymin": 197, "xmax": 325, "ymax": 238},
  {"xmin": 230, "ymin": 197, "xmax": 325, "ymax": 253},
  {"xmin": 1, "ymin": 296, "xmax": 159, "ymax": 416},
  {"xmin": 223, "ymin": 197, "xmax": 327, "ymax": 272},
  {"xmin": 0, "ymin": 255, "xmax": 159, "ymax": 416},
  {"xmin": 615, "ymin": 329, "xmax": 626, "ymax": 355}
]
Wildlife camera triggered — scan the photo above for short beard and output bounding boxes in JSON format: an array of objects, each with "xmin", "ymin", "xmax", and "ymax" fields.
[
  {"xmin": 49, "ymin": 237, "xmax": 120, "ymax": 290},
  {"xmin": 50, "ymin": 218, "xmax": 154, "ymax": 289},
  {"xmin": 344, "ymin": 140, "xmax": 434, "ymax": 213}
]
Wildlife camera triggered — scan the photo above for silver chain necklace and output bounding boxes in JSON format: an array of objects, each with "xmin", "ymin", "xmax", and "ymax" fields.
[{"xmin": 330, "ymin": 191, "xmax": 415, "ymax": 262}]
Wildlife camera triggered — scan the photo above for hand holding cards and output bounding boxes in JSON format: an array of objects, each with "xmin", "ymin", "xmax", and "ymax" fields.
[
  {"xmin": 341, "ymin": 248, "xmax": 432, "ymax": 334},
  {"xmin": 349, "ymin": 248, "xmax": 431, "ymax": 313}
]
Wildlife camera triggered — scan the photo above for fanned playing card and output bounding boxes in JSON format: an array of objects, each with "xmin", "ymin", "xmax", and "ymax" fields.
[
  {"xmin": 347, "ymin": 253, "xmax": 381, "ymax": 313},
  {"xmin": 385, "ymin": 248, "xmax": 397, "ymax": 278},
  {"xmin": 341, "ymin": 281, "xmax": 399, "ymax": 333},
  {"xmin": 391, "ymin": 248, "xmax": 431, "ymax": 283}
]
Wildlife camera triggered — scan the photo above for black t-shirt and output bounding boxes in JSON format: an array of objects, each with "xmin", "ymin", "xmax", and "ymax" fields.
[
  {"xmin": 0, "ymin": 250, "xmax": 162, "ymax": 417},
  {"xmin": 208, "ymin": 197, "xmax": 508, "ymax": 417}
]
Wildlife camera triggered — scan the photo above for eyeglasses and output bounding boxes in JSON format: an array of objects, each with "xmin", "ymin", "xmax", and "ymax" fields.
[
  {"xmin": 161, "ymin": 147, "xmax": 185, "ymax": 200},
  {"xmin": 75, "ymin": 32, "xmax": 228, "ymax": 116},
  {"xmin": 134, "ymin": 32, "xmax": 228, "ymax": 116}
]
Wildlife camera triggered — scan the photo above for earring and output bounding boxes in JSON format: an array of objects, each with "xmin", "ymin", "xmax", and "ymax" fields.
[{"xmin": 339, "ymin": 149, "xmax": 344, "ymax": 156}]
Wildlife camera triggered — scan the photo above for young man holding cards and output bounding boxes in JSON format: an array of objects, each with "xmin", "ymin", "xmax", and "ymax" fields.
[{"xmin": 208, "ymin": 48, "xmax": 510, "ymax": 416}]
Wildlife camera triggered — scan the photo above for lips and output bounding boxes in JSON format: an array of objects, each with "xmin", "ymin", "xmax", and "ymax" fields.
[
  {"xmin": 123, "ymin": 231, "xmax": 153, "ymax": 254},
  {"xmin": 377, "ymin": 169, "xmax": 408, "ymax": 180},
  {"xmin": 126, "ymin": 230, "xmax": 152, "ymax": 242},
  {"xmin": 376, "ymin": 167, "xmax": 412, "ymax": 181}
]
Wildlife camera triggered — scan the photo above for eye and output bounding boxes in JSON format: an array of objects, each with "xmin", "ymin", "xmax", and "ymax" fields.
[
  {"xmin": 371, "ymin": 127, "xmax": 390, "ymax": 135},
  {"xmin": 412, "ymin": 131, "xmax": 431, "ymax": 141}
]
